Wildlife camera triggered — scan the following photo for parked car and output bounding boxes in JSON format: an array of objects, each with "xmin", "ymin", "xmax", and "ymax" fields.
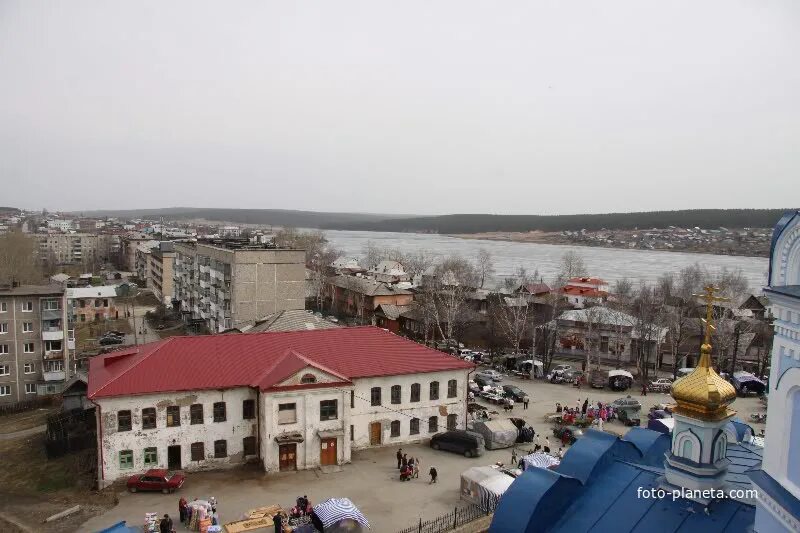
[
  {"xmin": 127, "ymin": 469, "xmax": 185, "ymax": 494},
  {"xmin": 106, "ymin": 330, "xmax": 126, "ymax": 337},
  {"xmin": 476, "ymin": 370, "xmax": 503, "ymax": 382},
  {"xmin": 551, "ymin": 364, "xmax": 573, "ymax": 375},
  {"xmin": 468, "ymin": 380, "xmax": 481, "ymax": 394},
  {"xmin": 99, "ymin": 336, "xmax": 124, "ymax": 345},
  {"xmin": 502, "ymin": 385, "xmax": 528, "ymax": 402},
  {"xmin": 562, "ymin": 369, "xmax": 585, "ymax": 384},
  {"xmin": 649, "ymin": 378, "xmax": 673, "ymax": 393},
  {"xmin": 474, "ymin": 376, "xmax": 492, "ymax": 389},
  {"xmin": 552, "ymin": 425, "xmax": 585, "ymax": 445},
  {"xmin": 610, "ymin": 396, "xmax": 642, "ymax": 411},
  {"xmin": 430, "ymin": 430, "xmax": 485, "ymax": 458},
  {"xmin": 618, "ymin": 409, "xmax": 641, "ymax": 426},
  {"xmin": 589, "ymin": 369, "xmax": 606, "ymax": 389}
]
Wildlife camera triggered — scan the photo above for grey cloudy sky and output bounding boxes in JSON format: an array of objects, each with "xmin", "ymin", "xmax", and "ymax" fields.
[{"xmin": 1, "ymin": 1, "xmax": 798, "ymax": 215}]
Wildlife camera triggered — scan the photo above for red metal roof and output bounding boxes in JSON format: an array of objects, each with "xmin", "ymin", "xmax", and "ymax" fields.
[
  {"xmin": 566, "ymin": 277, "xmax": 606, "ymax": 286},
  {"xmin": 88, "ymin": 326, "xmax": 474, "ymax": 399},
  {"xmin": 560, "ymin": 286, "xmax": 608, "ymax": 297}
]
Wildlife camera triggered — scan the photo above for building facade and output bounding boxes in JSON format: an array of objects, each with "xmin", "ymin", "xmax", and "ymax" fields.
[
  {"xmin": 173, "ymin": 241, "xmax": 306, "ymax": 332},
  {"xmin": 147, "ymin": 242, "xmax": 175, "ymax": 304},
  {"xmin": 0, "ymin": 284, "xmax": 71, "ymax": 403},
  {"xmin": 36, "ymin": 233, "xmax": 117, "ymax": 267},
  {"xmin": 88, "ymin": 327, "xmax": 472, "ymax": 487},
  {"xmin": 66, "ymin": 286, "xmax": 119, "ymax": 323},
  {"xmin": 751, "ymin": 210, "xmax": 800, "ymax": 532}
]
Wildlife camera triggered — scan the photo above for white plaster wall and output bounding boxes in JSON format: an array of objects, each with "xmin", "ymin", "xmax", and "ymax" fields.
[
  {"xmin": 96, "ymin": 387, "xmax": 258, "ymax": 485},
  {"xmin": 349, "ymin": 369, "xmax": 470, "ymax": 449},
  {"xmin": 260, "ymin": 386, "xmax": 351, "ymax": 473}
]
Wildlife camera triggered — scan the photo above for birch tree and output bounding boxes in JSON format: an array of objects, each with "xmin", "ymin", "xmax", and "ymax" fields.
[
  {"xmin": 420, "ymin": 255, "xmax": 478, "ymax": 342},
  {"xmin": 476, "ymin": 249, "xmax": 494, "ymax": 289}
]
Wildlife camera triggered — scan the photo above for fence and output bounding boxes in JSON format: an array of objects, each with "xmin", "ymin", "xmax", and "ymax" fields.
[
  {"xmin": 45, "ymin": 407, "xmax": 97, "ymax": 458},
  {"xmin": 0, "ymin": 394, "xmax": 60, "ymax": 416},
  {"xmin": 396, "ymin": 497, "xmax": 498, "ymax": 533}
]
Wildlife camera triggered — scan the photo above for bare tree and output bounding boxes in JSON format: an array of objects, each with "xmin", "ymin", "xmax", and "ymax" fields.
[
  {"xmin": 493, "ymin": 266, "xmax": 531, "ymax": 353},
  {"xmin": 629, "ymin": 283, "xmax": 665, "ymax": 382},
  {"xmin": 419, "ymin": 255, "xmax": 478, "ymax": 342},
  {"xmin": 476, "ymin": 249, "xmax": 494, "ymax": 289},
  {"xmin": 403, "ymin": 250, "xmax": 435, "ymax": 283},
  {"xmin": 0, "ymin": 230, "xmax": 43, "ymax": 284},
  {"xmin": 559, "ymin": 250, "xmax": 588, "ymax": 279}
]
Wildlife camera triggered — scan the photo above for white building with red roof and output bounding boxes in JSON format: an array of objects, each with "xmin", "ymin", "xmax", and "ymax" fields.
[
  {"xmin": 560, "ymin": 277, "xmax": 610, "ymax": 308},
  {"xmin": 88, "ymin": 326, "xmax": 473, "ymax": 486}
]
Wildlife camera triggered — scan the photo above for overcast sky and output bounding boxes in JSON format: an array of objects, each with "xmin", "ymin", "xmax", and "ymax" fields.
[{"xmin": 1, "ymin": 1, "xmax": 798, "ymax": 215}]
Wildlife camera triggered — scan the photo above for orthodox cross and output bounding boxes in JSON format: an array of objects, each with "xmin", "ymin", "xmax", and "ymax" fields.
[{"xmin": 693, "ymin": 285, "xmax": 730, "ymax": 345}]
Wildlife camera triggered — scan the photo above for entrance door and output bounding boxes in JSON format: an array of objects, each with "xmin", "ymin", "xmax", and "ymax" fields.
[
  {"xmin": 167, "ymin": 445, "xmax": 181, "ymax": 470},
  {"xmin": 369, "ymin": 422, "xmax": 382, "ymax": 446},
  {"xmin": 320, "ymin": 438, "xmax": 337, "ymax": 466},
  {"xmin": 279, "ymin": 443, "xmax": 297, "ymax": 471}
]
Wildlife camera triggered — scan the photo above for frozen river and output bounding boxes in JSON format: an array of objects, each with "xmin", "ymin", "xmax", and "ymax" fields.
[{"xmin": 322, "ymin": 229, "xmax": 769, "ymax": 291}]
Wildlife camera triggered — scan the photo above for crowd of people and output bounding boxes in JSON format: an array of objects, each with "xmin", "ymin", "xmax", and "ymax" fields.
[{"xmin": 555, "ymin": 397, "xmax": 616, "ymax": 431}]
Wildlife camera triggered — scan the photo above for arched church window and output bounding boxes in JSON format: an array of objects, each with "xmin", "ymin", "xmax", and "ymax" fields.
[
  {"xmin": 681, "ymin": 439, "xmax": 693, "ymax": 460},
  {"xmin": 301, "ymin": 373, "xmax": 317, "ymax": 384},
  {"xmin": 788, "ymin": 388, "xmax": 800, "ymax": 488}
]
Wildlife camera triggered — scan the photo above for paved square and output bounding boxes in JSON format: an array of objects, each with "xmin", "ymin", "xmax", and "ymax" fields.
[{"xmin": 78, "ymin": 373, "xmax": 765, "ymax": 532}]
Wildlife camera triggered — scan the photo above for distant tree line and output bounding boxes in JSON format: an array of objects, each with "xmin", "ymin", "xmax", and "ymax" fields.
[
  {"xmin": 71, "ymin": 207, "xmax": 793, "ymax": 234},
  {"xmin": 337, "ymin": 209, "xmax": 793, "ymax": 234}
]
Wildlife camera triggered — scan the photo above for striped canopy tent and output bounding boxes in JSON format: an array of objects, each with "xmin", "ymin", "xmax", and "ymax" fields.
[
  {"xmin": 313, "ymin": 498, "xmax": 370, "ymax": 531},
  {"xmin": 521, "ymin": 452, "xmax": 560, "ymax": 470}
]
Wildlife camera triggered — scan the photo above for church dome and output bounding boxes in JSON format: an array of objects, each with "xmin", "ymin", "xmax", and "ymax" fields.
[{"xmin": 671, "ymin": 342, "xmax": 736, "ymax": 421}]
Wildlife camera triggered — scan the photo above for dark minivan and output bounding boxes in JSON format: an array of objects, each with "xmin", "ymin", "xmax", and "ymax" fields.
[{"xmin": 430, "ymin": 430, "xmax": 485, "ymax": 458}]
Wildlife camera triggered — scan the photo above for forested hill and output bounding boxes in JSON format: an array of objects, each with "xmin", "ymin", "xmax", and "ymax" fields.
[
  {"xmin": 336, "ymin": 209, "xmax": 793, "ymax": 233},
  {"xmin": 76, "ymin": 207, "xmax": 413, "ymax": 228},
  {"xmin": 76, "ymin": 207, "xmax": 793, "ymax": 233}
]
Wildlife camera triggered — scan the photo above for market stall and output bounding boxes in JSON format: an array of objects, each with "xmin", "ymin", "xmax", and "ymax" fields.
[
  {"xmin": 608, "ymin": 369, "xmax": 634, "ymax": 391},
  {"xmin": 460, "ymin": 466, "xmax": 514, "ymax": 509},
  {"xmin": 312, "ymin": 498, "xmax": 370, "ymax": 532},
  {"xmin": 520, "ymin": 452, "xmax": 560, "ymax": 471},
  {"xmin": 471, "ymin": 419, "xmax": 518, "ymax": 449}
]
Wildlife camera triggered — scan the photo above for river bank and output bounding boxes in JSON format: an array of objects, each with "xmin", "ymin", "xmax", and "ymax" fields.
[{"xmin": 450, "ymin": 229, "xmax": 770, "ymax": 258}]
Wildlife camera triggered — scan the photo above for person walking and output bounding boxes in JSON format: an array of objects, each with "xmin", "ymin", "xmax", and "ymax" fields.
[
  {"xmin": 429, "ymin": 466, "xmax": 438, "ymax": 484},
  {"xmin": 273, "ymin": 511, "xmax": 284, "ymax": 533},
  {"xmin": 413, "ymin": 457, "xmax": 421, "ymax": 478},
  {"xmin": 396, "ymin": 448, "xmax": 403, "ymax": 469},
  {"xmin": 581, "ymin": 398, "xmax": 588, "ymax": 415},
  {"xmin": 533, "ymin": 434, "xmax": 541, "ymax": 452},
  {"xmin": 511, "ymin": 448, "xmax": 518, "ymax": 466},
  {"xmin": 159, "ymin": 514, "xmax": 173, "ymax": 533},
  {"xmin": 642, "ymin": 382, "xmax": 648, "ymax": 396},
  {"xmin": 401, "ymin": 453, "xmax": 408, "ymax": 470},
  {"xmin": 523, "ymin": 396, "xmax": 529, "ymax": 410},
  {"xmin": 178, "ymin": 497, "xmax": 187, "ymax": 524},
  {"xmin": 544, "ymin": 437, "xmax": 551, "ymax": 454}
]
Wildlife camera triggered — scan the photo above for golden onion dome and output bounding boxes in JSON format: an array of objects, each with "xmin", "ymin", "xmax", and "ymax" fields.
[{"xmin": 671, "ymin": 342, "xmax": 737, "ymax": 421}]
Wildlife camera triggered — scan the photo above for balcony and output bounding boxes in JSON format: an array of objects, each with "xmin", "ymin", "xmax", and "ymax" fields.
[
  {"xmin": 43, "ymin": 370, "xmax": 66, "ymax": 382},
  {"xmin": 41, "ymin": 309, "xmax": 62, "ymax": 321},
  {"xmin": 42, "ymin": 329, "xmax": 64, "ymax": 341}
]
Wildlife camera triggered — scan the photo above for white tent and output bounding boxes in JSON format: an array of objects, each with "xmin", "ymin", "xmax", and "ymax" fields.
[
  {"xmin": 521, "ymin": 452, "xmax": 560, "ymax": 471},
  {"xmin": 472, "ymin": 419, "xmax": 518, "ymax": 449},
  {"xmin": 460, "ymin": 466, "xmax": 514, "ymax": 508}
]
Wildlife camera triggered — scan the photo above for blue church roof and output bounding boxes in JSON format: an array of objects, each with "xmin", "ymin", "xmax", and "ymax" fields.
[{"xmin": 489, "ymin": 429, "xmax": 761, "ymax": 533}]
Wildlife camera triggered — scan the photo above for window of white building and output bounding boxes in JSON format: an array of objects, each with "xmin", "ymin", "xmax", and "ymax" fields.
[
  {"xmin": 278, "ymin": 403, "xmax": 297, "ymax": 424},
  {"xmin": 22, "ymin": 322, "xmax": 33, "ymax": 333},
  {"xmin": 25, "ymin": 383, "xmax": 36, "ymax": 395},
  {"xmin": 22, "ymin": 301, "xmax": 33, "ymax": 312},
  {"xmin": 119, "ymin": 450, "xmax": 133, "ymax": 469},
  {"xmin": 24, "ymin": 363, "xmax": 34, "ymax": 374}
]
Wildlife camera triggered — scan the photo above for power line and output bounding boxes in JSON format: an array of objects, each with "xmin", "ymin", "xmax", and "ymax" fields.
[{"xmin": 330, "ymin": 385, "xmax": 537, "ymax": 451}]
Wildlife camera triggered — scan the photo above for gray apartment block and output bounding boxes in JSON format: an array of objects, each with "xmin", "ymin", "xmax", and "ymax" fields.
[
  {"xmin": 0, "ymin": 284, "xmax": 70, "ymax": 404},
  {"xmin": 173, "ymin": 241, "xmax": 306, "ymax": 333}
]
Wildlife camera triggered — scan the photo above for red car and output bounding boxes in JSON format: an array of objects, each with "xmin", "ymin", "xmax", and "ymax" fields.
[{"xmin": 127, "ymin": 469, "xmax": 185, "ymax": 494}]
